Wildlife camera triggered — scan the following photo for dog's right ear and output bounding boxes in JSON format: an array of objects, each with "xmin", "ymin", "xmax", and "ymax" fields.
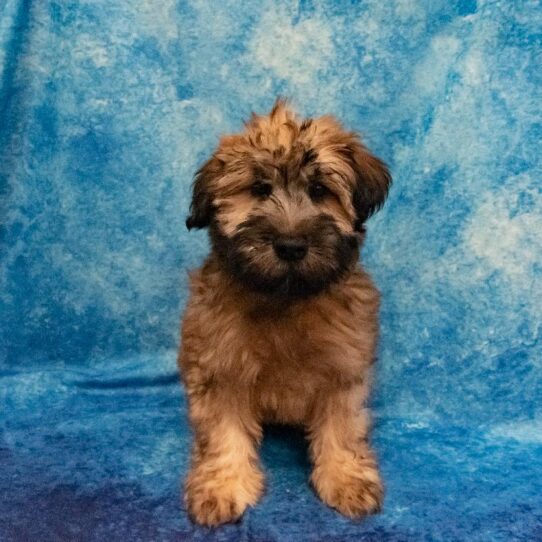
[{"xmin": 186, "ymin": 156, "xmax": 222, "ymax": 230}]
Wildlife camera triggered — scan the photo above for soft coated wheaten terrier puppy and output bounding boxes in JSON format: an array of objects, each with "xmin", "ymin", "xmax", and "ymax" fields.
[{"xmin": 179, "ymin": 99, "xmax": 391, "ymax": 526}]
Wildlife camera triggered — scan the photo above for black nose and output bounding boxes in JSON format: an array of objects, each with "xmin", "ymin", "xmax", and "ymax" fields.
[{"xmin": 273, "ymin": 237, "xmax": 308, "ymax": 262}]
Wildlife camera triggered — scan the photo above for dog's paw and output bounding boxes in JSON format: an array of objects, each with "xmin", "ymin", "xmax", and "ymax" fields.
[
  {"xmin": 311, "ymin": 458, "xmax": 383, "ymax": 518},
  {"xmin": 186, "ymin": 488, "xmax": 244, "ymax": 527},
  {"xmin": 185, "ymin": 466, "xmax": 264, "ymax": 526}
]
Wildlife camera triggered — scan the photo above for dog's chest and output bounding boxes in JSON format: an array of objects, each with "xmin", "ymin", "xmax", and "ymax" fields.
[
  {"xmin": 239, "ymin": 302, "xmax": 364, "ymax": 423},
  {"xmin": 186, "ymin": 267, "xmax": 378, "ymax": 421},
  {"xmin": 250, "ymin": 324, "xmax": 323, "ymax": 422}
]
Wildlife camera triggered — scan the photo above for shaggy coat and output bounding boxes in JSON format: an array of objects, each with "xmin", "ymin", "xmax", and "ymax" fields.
[{"xmin": 179, "ymin": 99, "xmax": 391, "ymax": 526}]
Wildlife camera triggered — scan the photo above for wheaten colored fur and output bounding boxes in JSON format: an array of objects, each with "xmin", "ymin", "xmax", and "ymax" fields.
[{"xmin": 179, "ymin": 100, "xmax": 390, "ymax": 526}]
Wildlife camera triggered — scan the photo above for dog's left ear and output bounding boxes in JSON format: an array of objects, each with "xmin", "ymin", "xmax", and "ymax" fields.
[
  {"xmin": 347, "ymin": 139, "xmax": 392, "ymax": 230},
  {"xmin": 186, "ymin": 156, "xmax": 222, "ymax": 230}
]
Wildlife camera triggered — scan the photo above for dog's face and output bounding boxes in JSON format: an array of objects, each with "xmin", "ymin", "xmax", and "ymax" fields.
[{"xmin": 186, "ymin": 100, "xmax": 391, "ymax": 298}]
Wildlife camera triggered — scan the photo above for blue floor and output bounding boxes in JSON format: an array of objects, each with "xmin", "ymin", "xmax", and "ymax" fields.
[
  {"xmin": 2, "ymin": 356, "xmax": 541, "ymax": 541},
  {"xmin": 1, "ymin": 1, "xmax": 541, "ymax": 540}
]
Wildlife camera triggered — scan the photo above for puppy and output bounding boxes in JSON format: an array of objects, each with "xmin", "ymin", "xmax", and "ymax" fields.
[{"xmin": 179, "ymin": 99, "xmax": 391, "ymax": 526}]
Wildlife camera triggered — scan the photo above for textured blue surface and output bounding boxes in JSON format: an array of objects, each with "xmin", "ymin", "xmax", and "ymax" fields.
[{"xmin": 1, "ymin": 1, "xmax": 542, "ymax": 540}]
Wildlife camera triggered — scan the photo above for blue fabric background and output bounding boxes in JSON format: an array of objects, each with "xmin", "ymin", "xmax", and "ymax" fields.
[{"xmin": 1, "ymin": 1, "xmax": 541, "ymax": 540}]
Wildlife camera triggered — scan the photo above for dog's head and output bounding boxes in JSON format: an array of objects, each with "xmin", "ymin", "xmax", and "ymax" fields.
[{"xmin": 186, "ymin": 99, "xmax": 391, "ymax": 298}]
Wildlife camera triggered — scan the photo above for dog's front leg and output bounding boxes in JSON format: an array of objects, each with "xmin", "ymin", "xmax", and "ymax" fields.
[
  {"xmin": 184, "ymin": 385, "xmax": 264, "ymax": 526},
  {"xmin": 307, "ymin": 384, "xmax": 383, "ymax": 518}
]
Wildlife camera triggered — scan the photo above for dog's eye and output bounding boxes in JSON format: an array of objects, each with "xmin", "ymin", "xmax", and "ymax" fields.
[
  {"xmin": 308, "ymin": 182, "xmax": 329, "ymax": 202},
  {"xmin": 251, "ymin": 181, "xmax": 272, "ymax": 199}
]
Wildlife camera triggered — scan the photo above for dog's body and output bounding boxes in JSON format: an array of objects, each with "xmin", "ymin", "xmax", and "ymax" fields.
[{"xmin": 179, "ymin": 100, "xmax": 391, "ymax": 526}]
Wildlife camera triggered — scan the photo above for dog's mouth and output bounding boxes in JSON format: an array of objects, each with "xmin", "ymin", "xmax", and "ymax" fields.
[
  {"xmin": 258, "ymin": 266, "xmax": 321, "ymax": 298},
  {"xmin": 222, "ymin": 242, "xmax": 358, "ymax": 299},
  {"xmin": 271, "ymin": 270, "xmax": 334, "ymax": 298},
  {"xmin": 239, "ymin": 266, "xmax": 328, "ymax": 299}
]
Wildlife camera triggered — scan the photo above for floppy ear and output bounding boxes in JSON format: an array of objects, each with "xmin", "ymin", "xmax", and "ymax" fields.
[
  {"xmin": 347, "ymin": 139, "xmax": 392, "ymax": 230},
  {"xmin": 186, "ymin": 156, "xmax": 222, "ymax": 230}
]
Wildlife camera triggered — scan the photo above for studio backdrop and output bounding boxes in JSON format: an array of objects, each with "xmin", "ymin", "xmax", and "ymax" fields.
[{"xmin": 1, "ymin": 1, "xmax": 541, "ymax": 540}]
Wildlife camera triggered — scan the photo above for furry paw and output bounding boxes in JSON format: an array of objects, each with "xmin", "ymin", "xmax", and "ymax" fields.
[
  {"xmin": 185, "ymin": 465, "xmax": 264, "ymax": 526},
  {"xmin": 312, "ymin": 457, "xmax": 383, "ymax": 518}
]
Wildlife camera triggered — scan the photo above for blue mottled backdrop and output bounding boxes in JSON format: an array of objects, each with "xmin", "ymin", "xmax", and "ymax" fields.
[{"xmin": 1, "ymin": 1, "xmax": 541, "ymax": 540}]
